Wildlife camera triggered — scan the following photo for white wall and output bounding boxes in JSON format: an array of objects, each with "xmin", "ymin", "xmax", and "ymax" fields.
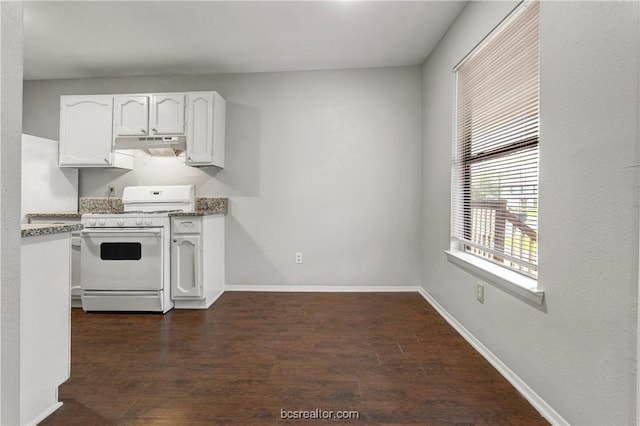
[
  {"xmin": 21, "ymin": 134, "xmax": 78, "ymax": 223},
  {"xmin": 421, "ymin": 1, "xmax": 639, "ymax": 425},
  {"xmin": 23, "ymin": 67, "xmax": 423, "ymax": 288},
  {"xmin": 0, "ymin": 1, "xmax": 23, "ymax": 423}
]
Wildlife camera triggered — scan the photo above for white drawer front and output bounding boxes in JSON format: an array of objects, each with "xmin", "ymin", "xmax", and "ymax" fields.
[{"xmin": 172, "ymin": 218, "xmax": 202, "ymax": 234}]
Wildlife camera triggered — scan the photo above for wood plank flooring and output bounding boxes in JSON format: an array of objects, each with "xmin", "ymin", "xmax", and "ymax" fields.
[{"xmin": 42, "ymin": 292, "xmax": 549, "ymax": 425}]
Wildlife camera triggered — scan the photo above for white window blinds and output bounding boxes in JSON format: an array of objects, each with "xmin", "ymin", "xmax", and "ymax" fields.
[{"xmin": 452, "ymin": 0, "xmax": 540, "ymax": 278}]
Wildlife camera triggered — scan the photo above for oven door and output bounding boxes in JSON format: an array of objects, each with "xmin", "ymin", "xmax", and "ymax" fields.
[{"xmin": 81, "ymin": 227, "xmax": 164, "ymax": 291}]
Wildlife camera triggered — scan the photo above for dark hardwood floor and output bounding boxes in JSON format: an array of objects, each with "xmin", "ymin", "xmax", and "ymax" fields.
[{"xmin": 42, "ymin": 292, "xmax": 549, "ymax": 425}]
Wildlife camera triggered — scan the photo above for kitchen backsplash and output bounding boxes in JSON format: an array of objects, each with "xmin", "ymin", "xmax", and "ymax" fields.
[
  {"xmin": 197, "ymin": 197, "xmax": 228, "ymax": 214},
  {"xmin": 80, "ymin": 198, "xmax": 123, "ymax": 213}
]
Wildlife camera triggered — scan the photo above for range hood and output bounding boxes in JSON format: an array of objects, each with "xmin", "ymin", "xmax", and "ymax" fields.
[{"xmin": 114, "ymin": 135, "xmax": 186, "ymax": 151}]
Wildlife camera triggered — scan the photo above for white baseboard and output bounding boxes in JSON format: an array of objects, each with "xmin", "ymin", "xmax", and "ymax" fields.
[
  {"xmin": 224, "ymin": 284, "xmax": 420, "ymax": 293},
  {"xmin": 26, "ymin": 401, "xmax": 62, "ymax": 426},
  {"xmin": 416, "ymin": 287, "xmax": 568, "ymax": 426},
  {"xmin": 174, "ymin": 289, "xmax": 224, "ymax": 309}
]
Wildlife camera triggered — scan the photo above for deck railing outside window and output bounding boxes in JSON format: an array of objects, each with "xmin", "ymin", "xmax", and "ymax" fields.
[{"xmin": 468, "ymin": 199, "xmax": 537, "ymax": 277}]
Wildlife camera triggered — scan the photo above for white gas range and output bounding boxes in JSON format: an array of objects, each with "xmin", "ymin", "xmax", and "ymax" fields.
[{"xmin": 80, "ymin": 185, "xmax": 195, "ymax": 313}]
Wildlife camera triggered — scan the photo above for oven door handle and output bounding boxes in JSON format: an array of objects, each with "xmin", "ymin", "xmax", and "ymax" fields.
[{"xmin": 81, "ymin": 229, "xmax": 162, "ymax": 236}]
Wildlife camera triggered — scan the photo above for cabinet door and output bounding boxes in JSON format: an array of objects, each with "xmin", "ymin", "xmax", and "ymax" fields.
[
  {"xmin": 150, "ymin": 94, "xmax": 185, "ymax": 135},
  {"xmin": 59, "ymin": 95, "xmax": 113, "ymax": 166},
  {"xmin": 186, "ymin": 92, "xmax": 214, "ymax": 165},
  {"xmin": 171, "ymin": 235, "xmax": 203, "ymax": 299},
  {"xmin": 113, "ymin": 95, "xmax": 149, "ymax": 136}
]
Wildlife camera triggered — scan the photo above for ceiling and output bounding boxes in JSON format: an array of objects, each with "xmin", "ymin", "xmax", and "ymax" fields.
[{"xmin": 23, "ymin": 1, "xmax": 467, "ymax": 81}]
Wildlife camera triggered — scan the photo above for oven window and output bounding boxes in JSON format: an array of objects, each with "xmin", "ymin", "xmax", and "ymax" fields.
[{"xmin": 100, "ymin": 243, "xmax": 142, "ymax": 260}]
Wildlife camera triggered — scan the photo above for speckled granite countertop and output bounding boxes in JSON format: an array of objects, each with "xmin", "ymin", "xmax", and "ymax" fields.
[
  {"xmin": 169, "ymin": 211, "xmax": 223, "ymax": 217},
  {"xmin": 171, "ymin": 197, "xmax": 228, "ymax": 216},
  {"xmin": 21, "ymin": 223, "xmax": 83, "ymax": 238},
  {"xmin": 29, "ymin": 197, "xmax": 228, "ymax": 217},
  {"xmin": 26, "ymin": 212, "xmax": 82, "ymax": 219}
]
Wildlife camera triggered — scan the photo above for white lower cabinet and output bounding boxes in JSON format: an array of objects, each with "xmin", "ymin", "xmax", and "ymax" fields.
[
  {"xmin": 19, "ymin": 233, "xmax": 71, "ymax": 425},
  {"xmin": 28, "ymin": 216, "xmax": 83, "ymax": 308},
  {"xmin": 172, "ymin": 234, "xmax": 203, "ymax": 298},
  {"xmin": 171, "ymin": 215, "xmax": 224, "ymax": 309}
]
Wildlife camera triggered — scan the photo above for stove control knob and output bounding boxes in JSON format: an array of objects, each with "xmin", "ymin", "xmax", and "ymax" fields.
[
  {"xmin": 117, "ymin": 219, "xmax": 125, "ymax": 226},
  {"xmin": 145, "ymin": 218, "xmax": 153, "ymax": 225},
  {"xmin": 136, "ymin": 218, "xmax": 143, "ymax": 225},
  {"xmin": 98, "ymin": 219, "xmax": 106, "ymax": 226},
  {"xmin": 89, "ymin": 219, "xmax": 97, "ymax": 226}
]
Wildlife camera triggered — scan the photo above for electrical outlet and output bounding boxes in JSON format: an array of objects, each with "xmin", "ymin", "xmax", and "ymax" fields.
[
  {"xmin": 295, "ymin": 252, "xmax": 303, "ymax": 264},
  {"xmin": 476, "ymin": 281, "xmax": 485, "ymax": 303}
]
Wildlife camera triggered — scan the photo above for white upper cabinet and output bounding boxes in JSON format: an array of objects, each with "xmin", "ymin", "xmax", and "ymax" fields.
[
  {"xmin": 150, "ymin": 94, "xmax": 185, "ymax": 135},
  {"xmin": 186, "ymin": 93, "xmax": 213, "ymax": 165},
  {"xmin": 59, "ymin": 95, "xmax": 115, "ymax": 167},
  {"xmin": 186, "ymin": 92, "xmax": 225, "ymax": 168},
  {"xmin": 59, "ymin": 95, "xmax": 133, "ymax": 169},
  {"xmin": 113, "ymin": 96, "xmax": 149, "ymax": 136},
  {"xmin": 59, "ymin": 91, "xmax": 224, "ymax": 169},
  {"xmin": 114, "ymin": 94, "xmax": 186, "ymax": 137}
]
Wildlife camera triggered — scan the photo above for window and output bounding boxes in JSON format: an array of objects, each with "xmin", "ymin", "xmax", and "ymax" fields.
[{"xmin": 451, "ymin": 1, "xmax": 540, "ymax": 279}]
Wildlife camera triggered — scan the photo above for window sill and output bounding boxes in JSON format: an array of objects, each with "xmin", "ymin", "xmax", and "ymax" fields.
[{"xmin": 445, "ymin": 250, "xmax": 544, "ymax": 306}]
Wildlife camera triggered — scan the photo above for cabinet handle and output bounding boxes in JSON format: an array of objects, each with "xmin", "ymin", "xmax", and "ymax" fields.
[
  {"xmin": 173, "ymin": 239, "xmax": 177, "ymax": 243},
  {"xmin": 151, "ymin": 128, "xmax": 158, "ymax": 133},
  {"xmin": 141, "ymin": 129, "xmax": 146, "ymax": 133},
  {"xmin": 103, "ymin": 158, "xmax": 109, "ymax": 163}
]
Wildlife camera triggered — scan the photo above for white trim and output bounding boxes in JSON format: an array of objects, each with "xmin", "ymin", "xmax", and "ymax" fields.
[
  {"xmin": 417, "ymin": 287, "xmax": 568, "ymax": 426},
  {"xmin": 445, "ymin": 250, "xmax": 544, "ymax": 306},
  {"xmin": 25, "ymin": 401, "xmax": 63, "ymax": 426},
  {"xmin": 452, "ymin": 0, "xmax": 527, "ymax": 71},
  {"xmin": 452, "ymin": 237, "xmax": 538, "ymax": 271},
  {"xmin": 174, "ymin": 289, "xmax": 224, "ymax": 310},
  {"xmin": 224, "ymin": 285, "xmax": 419, "ymax": 293}
]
